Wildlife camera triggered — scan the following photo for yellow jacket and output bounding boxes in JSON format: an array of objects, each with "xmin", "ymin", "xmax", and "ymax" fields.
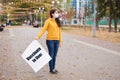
[{"xmin": 36, "ymin": 18, "xmax": 62, "ymax": 44}]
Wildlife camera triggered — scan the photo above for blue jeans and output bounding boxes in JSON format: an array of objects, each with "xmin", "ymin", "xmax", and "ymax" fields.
[{"xmin": 46, "ymin": 40, "xmax": 60, "ymax": 71}]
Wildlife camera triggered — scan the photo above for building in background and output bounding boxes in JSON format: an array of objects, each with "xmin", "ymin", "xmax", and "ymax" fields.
[{"xmin": 71, "ymin": 0, "xmax": 93, "ymax": 25}]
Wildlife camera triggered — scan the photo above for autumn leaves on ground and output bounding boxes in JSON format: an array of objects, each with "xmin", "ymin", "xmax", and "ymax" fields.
[{"xmin": 63, "ymin": 26, "xmax": 120, "ymax": 44}]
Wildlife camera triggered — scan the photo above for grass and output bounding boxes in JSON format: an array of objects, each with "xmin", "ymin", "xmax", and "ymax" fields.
[{"xmin": 63, "ymin": 26, "xmax": 120, "ymax": 44}]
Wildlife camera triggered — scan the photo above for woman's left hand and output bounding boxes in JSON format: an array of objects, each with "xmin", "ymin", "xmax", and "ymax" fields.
[{"xmin": 59, "ymin": 43, "xmax": 62, "ymax": 47}]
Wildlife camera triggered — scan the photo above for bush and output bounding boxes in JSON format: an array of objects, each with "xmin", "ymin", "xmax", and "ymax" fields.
[{"xmin": 11, "ymin": 21, "xmax": 22, "ymax": 26}]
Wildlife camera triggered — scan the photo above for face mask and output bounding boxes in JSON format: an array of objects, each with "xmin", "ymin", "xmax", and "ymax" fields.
[{"xmin": 54, "ymin": 13, "xmax": 59, "ymax": 18}]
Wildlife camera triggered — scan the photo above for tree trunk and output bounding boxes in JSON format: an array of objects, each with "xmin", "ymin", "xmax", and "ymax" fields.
[
  {"xmin": 114, "ymin": 17, "xmax": 117, "ymax": 32},
  {"xmin": 96, "ymin": 20, "xmax": 99, "ymax": 30},
  {"xmin": 96, "ymin": 17, "xmax": 99, "ymax": 30},
  {"xmin": 109, "ymin": 15, "xmax": 112, "ymax": 32},
  {"xmin": 109, "ymin": 0, "xmax": 113, "ymax": 32}
]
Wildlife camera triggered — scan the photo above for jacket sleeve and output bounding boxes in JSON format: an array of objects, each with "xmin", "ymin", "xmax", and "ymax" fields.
[{"xmin": 36, "ymin": 20, "xmax": 49, "ymax": 39}]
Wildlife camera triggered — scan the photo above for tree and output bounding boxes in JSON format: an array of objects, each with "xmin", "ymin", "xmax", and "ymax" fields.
[
  {"xmin": 113, "ymin": 0, "xmax": 120, "ymax": 32},
  {"xmin": 66, "ymin": 7, "xmax": 74, "ymax": 25},
  {"xmin": 97, "ymin": 0, "xmax": 120, "ymax": 32},
  {"xmin": 97, "ymin": 0, "xmax": 106, "ymax": 29}
]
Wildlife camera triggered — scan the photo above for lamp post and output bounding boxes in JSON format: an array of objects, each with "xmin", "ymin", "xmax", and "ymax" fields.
[
  {"xmin": 51, "ymin": 0, "xmax": 60, "ymax": 9},
  {"xmin": 29, "ymin": 12, "xmax": 32, "ymax": 25},
  {"xmin": 0, "ymin": 5, "xmax": 2, "ymax": 22},
  {"xmin": 39, "ymin": 7, "xmax": 44, "ymax": 27},
  {"xmin": 34, "ymin": 9, "xmax": 39, "ymax": 21},
  {"xmin": 7, "ymin": 13, "xmax": 10, "ymax": 26},
  {"xmin": 93, "ymin": 0, "xmax": 97, "ymax": 37}
]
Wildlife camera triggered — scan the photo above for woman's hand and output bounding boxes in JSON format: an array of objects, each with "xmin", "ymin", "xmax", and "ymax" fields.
[
  {"xmin": 35, "ymin": 37, "xmax": 39, "ymax": 40},
  {"xmin": 59, "ymin": 43, "xmax": 62, "ymax": 47}
]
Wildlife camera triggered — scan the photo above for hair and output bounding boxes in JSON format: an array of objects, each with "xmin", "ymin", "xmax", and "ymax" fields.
[{"xmin": 50, "ymin": 9, "xmax": 61, "ymax": 27}]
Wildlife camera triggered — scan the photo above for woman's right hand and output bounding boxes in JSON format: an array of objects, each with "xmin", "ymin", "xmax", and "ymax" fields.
[{"xmin": 35, "ymin": 37, "xmax": 39, "ymax": 40}]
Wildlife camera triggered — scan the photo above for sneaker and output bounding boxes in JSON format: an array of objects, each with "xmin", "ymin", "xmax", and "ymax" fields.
[{"xmin": 49, "ymin": 69, "xmax": 58, "ymax": 74}]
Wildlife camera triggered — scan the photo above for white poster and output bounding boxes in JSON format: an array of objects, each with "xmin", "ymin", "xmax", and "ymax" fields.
[{"xmin": 22, "ymin": 40, "xmax": 51, "ymax": 72}]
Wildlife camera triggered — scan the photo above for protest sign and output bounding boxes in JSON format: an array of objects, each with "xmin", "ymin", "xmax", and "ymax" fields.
[{"xmin": 22, "ymin": 40, "xmax": 51, "ymax": 72}]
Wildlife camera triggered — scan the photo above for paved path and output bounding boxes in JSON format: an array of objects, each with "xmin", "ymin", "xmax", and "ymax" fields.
[{"xmin": 0, "ymin": 27, "xmax": 120, "ymax": 80}]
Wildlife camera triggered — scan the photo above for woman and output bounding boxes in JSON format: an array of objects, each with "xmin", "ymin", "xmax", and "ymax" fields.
[{"xmin": 35, "ymin": 9, "xmax": 62, "ymax": 74}]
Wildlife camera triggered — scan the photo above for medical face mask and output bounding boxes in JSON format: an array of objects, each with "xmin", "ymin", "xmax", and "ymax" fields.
[{"xmin": 54, "ymin": 13, "xmax": 59, "ymax": 18}]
